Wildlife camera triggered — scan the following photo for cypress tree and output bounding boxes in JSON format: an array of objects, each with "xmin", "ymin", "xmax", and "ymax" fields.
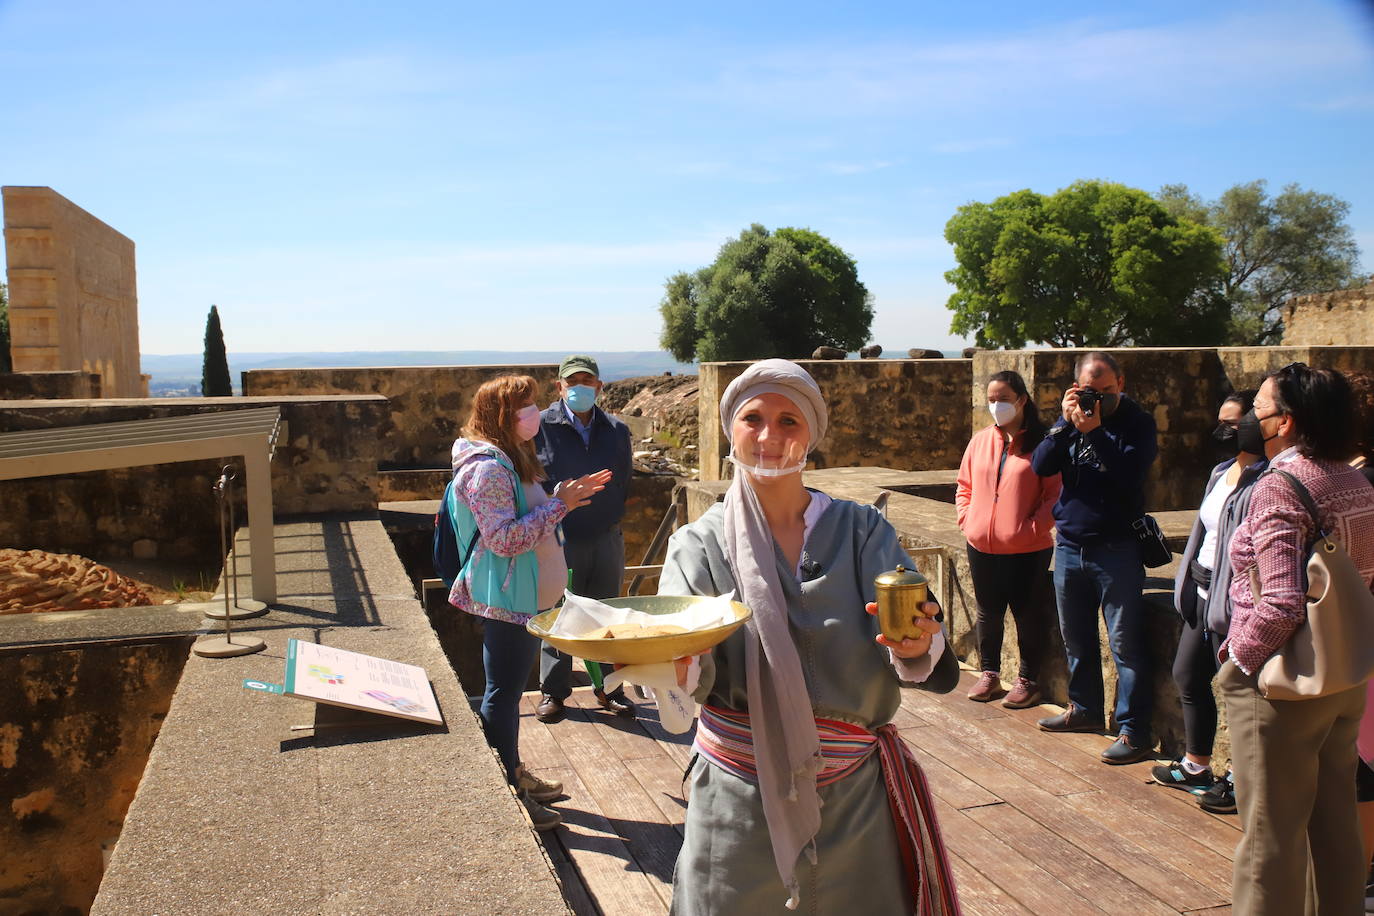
[
  {"xmin": 0, "ymin": 283, "xmax": 11, "ymax": 374},
  {"xmin": 201, "ymin": 305, "xmax": 232, "ymax": 396}
]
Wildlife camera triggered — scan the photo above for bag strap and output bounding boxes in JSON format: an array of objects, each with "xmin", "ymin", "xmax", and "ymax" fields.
[
  {"xmin": 447, "ymin": 480, "xmax": 483, "ymax": 577},
  {"xmin": 1265, "ymin": 469, "xmax": 1330, "ymax": 539}
]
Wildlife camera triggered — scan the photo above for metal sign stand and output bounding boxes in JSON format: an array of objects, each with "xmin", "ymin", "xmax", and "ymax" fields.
[
  {"xmin": 195, "ymin": 466, "xmax": 266, "ymax": 658},
  {"xmin": 202, "ymin": 462, "xmax": 269, "ymax": 620}
]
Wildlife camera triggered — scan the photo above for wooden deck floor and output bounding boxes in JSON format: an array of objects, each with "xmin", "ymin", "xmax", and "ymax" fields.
[{"xmin": 519, "ymin": 669, "xmax": 1238, "ymax": 915}]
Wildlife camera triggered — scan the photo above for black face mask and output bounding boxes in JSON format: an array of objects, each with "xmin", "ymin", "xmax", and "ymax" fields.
[
  {"xmin": 1236, "ymin": 409, "xmax": 1277, "ymax": 456},
  {"xmin": 1212, "ymin": 423, "xmax": 1239, "ymax": 456}
]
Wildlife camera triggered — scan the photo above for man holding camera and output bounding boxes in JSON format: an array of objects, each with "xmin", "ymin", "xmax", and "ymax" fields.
[{"xmin": 1031, "ymin": 352, "xmax": 1159, "ymax": 764}]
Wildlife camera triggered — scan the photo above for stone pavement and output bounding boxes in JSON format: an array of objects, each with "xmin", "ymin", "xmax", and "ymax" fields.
[{"xmin": 91, "ymin": 512, "xmax": 570, "ymax": 914}]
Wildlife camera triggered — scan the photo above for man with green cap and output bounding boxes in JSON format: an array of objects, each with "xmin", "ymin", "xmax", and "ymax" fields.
[{"xmin": 533, "ymin": 355, "xmax": 636, "ymax": 721}]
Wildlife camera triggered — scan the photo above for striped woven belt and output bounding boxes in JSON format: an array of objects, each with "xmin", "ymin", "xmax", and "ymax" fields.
[{"xmin": 694, "ymin": 704, "xmax": 877, "ymax": 787}]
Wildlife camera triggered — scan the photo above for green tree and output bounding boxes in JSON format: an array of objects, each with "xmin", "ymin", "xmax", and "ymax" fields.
[
  {"xmin": 658, "ymin": 224, "xmax": 873, "ymax": 362},
  {"xmin": 944, "ymin": 180, "xmax": 1230, "ymax": 349},
  {"xmin": 0, "ymin": 283, "xmax": 10, "ymax": 374},
  {"xmin": 201, "ymin": 305, "xmax": 232, "ymax": 396},
  {"xmin": 1157, "ymin": 181, "xmax": 1363, "ymax": 344}
]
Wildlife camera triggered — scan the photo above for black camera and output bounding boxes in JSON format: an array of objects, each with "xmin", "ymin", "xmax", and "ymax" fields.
[{"xmin": 1076, "ymin": 388, "xmax": 1107, "ymax": 417}]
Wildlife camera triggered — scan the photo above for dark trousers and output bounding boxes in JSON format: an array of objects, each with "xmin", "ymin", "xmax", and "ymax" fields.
[
  {"xmin": 1053, "ymin": 539, "xmax": 1152, "ymax": 741},
  {"xmin": 479, "ymin": 616, "xmax": 543, "ymax": 783},
  {"xmin": 539, "ymin": 526, "xmax": 625, "ymax": 699},
  {"xmin": 1172, "ymin": 602, "xmax": 1220, "ymax": 757},
  {"xmin": 966, "ymin": 544, "xmax": 1053, "ymax": 680}
]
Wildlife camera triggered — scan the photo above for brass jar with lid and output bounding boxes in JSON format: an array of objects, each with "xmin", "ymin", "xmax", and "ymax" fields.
[{"xmin": 874, "ymin": 564, "xmax": 929, "ymax": 642}]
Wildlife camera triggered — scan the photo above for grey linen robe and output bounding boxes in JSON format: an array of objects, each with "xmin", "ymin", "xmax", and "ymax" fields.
[{"xmin": 659, "ymin": 498, "xmax": 959, "ymax": 916}]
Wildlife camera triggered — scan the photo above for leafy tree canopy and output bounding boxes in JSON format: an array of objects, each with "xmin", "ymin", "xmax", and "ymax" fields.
[
  {"xmin": 944, "ymin": 180, "xmax": 1230, "ymax": 349},
  {"xmin": 658, "ymin": 224, "xmax": 873, "ymax": 362},
  {"xmin": 1156, "ymin": 180, "xmax": 1363, "ymax": 344}
]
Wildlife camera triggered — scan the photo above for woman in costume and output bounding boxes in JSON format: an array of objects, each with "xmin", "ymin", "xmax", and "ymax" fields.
[{"xmin": 658, "ymin": 359, "xmax": 962, "ymax": 914}]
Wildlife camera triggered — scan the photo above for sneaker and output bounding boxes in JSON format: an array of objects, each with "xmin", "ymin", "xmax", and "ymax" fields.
[
  {"xmin": 535, "ymin": 694, "xmax": 566, "ymax": 724},
  {"xmin": 1037, "ymin": 704, "xmax": 1105, "ymax": 733},
  {"xmin": 1197, "ymin": 772, "xmax": 1237, "ymax": 814},
  {"xmin": 1151, "ymin": 760, "xmax": 1216, "ymax": 794},
  {"xmin": 1101, "ymin": 734, "xmax": 1154, "ymax": 765},
  {"xmin": 514, "ymin": 764, "xmax": 563, "ymax": 803},
  {"xmin": 967, "ymin": 671, "xmax": 1007, "ymax": 703},
  {"xmin": 594, "ymin": 687, "xmax": 636, "ymax": 718},
  {"xmin": 518, "ymin": 791, "xmax": 562, "ymax": 831},
  {"xmin": 1002, "ymin": 677, "xmax": 1041, "ymax": 709}
]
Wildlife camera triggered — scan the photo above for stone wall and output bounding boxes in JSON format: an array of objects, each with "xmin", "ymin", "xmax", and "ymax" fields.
[
  {"xmin": 243, "ymin": 365, "xmax": 561, "ymax": 469},
  {"xmin": 2, "ymin": 187, "xmax": 144, "ymax": 397},
  {"xmin": 698, "ymin": 359, "xmax": 973, "ymax": 482},
  {"xmin": 0, "ymin": 637, "xmax": 191, "ymax": 913},
  {"xmin": 1281, "ymin": 283, "xmax": 1374, "ymax": 346},
  {"xmin": 0, "ymin": 395, "xmax": 387, "ymax": 562},
  {"xmin": 0, "ymin": 369, "xmax": 102, "ymax": 400}
]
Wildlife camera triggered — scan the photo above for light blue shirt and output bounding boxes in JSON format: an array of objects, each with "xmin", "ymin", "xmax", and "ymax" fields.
[{"xmin": 560, "ymin": 399, "xmax": 593, "ymax": 446}]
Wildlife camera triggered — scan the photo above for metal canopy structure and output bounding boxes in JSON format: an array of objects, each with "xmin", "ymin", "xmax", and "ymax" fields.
[{"xmin": 0, "ymin": 407, "xmax": 282, "ymax": 602}]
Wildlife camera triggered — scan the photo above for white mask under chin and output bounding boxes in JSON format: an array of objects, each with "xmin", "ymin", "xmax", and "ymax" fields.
[{"xmin": 727, "ymin": 450, "xmax": 806, "ymax": 478}]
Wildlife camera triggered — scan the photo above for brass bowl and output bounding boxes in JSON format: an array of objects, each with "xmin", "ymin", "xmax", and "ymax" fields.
[{"xmin": 525, "ymin": 595, "xmax": 752, "ymax": 666}]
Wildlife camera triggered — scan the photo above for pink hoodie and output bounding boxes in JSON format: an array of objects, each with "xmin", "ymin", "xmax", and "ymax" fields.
[{"xmin": 956, "ymin": 424, "xmax": 1060, "ymax": 555}]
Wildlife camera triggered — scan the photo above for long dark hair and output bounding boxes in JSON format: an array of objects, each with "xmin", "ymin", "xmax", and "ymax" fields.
[{"xmin": 989, "ymin": 370, "xmax": 1046, "ymax": 455}]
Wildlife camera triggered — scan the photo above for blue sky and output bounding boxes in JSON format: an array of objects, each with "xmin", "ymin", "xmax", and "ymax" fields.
[{"xmin": 2, "ymin": 0, "xmax": 1371, "ymax": 356}]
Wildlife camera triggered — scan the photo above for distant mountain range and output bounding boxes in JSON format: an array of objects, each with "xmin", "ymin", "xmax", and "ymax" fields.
[
  {"xmin": 140, "ymin": 350, "xmax": 699, "ymax": 395},
  {"xmin": 141, "ymin": 349, "xmax": 959, "ymax": 396}
]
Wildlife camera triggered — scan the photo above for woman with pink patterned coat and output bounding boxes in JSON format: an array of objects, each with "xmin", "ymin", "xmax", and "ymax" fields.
[{"xmin": 1219, "ymin": 363, "xmax": 1374, "ymax": 915}]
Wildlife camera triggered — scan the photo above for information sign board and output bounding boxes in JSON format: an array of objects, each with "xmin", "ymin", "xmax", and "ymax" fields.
[{"xmin": 282, "ymin": 638, "xmax": 443, "ymax": 726}]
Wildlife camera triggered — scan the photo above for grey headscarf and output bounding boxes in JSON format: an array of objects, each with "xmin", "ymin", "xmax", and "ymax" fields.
[{"xmin": 719, "ymin": 359, "xmax": 829, "ymax": 908}]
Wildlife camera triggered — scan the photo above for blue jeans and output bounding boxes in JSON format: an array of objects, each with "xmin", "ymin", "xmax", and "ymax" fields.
[
  {"xmin": 1053, "ymin": 539, "xmax": 1152, "ymax": 741},
  {"xmin": 480, "ymin": 616, "xmax": 543, "ymax": 784}
]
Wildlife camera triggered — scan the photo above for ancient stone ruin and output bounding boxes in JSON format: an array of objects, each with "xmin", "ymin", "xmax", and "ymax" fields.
[{"xmin": 1, "ymin": 548, "xmax": 152, "ymax": 614}]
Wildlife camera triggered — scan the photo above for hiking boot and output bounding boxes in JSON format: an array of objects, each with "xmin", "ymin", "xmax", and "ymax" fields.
[
  {"xmin": 1101, "ymin": 734, "xmax": 1154, "ymax": 765},
  {"xmin": 967, "ymin": 671, "xmax": 1007, "ymax": 703},
  {"xmin": 519, "ymin": 791, "xmax": 562, "ymax": 831},
  {"xmin": 535, "ymin": 694, "xmax": 566, "ymax": 724},
  {"xmin": 594, "ymin": 687, "xmax": 636, "ymax": 718},
  {"xmin": 1151, "ymin": 760, "xmax": 1216, "ymax": 794},
  {"xmin": 1197, "ymin": 772, "xmax": 1237, "ymax": 814},
  {"xmin": 514, "ymin": 764, "xmax": 564, "ymax": 803},
  {"xmin": 1002, "ymin": 677, "xmax": 1041, "ymax": 709},
  {"xmin": 1037, "ymin": 704, "xmax": 1104, "ymax": 733}
]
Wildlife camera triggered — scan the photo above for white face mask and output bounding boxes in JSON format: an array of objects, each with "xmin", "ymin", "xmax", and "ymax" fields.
[
  {"xmin": 726, "ymin": 440, "xmax": 807, "ymax": 478},
  {"xmin": 514, "ymin": 404, "xmax": 541, "ymax": 441},
  {"xmin": 988, "ymin": 400, "xmax": 1019, "ymax": 428}
]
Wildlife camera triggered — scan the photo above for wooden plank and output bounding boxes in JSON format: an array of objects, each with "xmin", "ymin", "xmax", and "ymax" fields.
[
  {"xmin": 996, "ymin": 785, "xmax": 1228, "ymax": 912},
  {"xmin": 624, "ymin": 755, "xmax": 690, "ymax": 832},
  {"xmin": 552, "ymin": 766, "xmax": 670, "ymax": 916},
  {"xmin": 933, "ymin": 797, "xmax": 1106, "ymax": 916},
  {"xmin": 890, "ymin": 695, "xmax": 933, "ymax": 729},
  {"xmin": 576, "ymin": 754, "xmax": 683, "ymax": 906},
  {"xmin": 898, "ymin": 728, "xmax": 1001, "ymax": 811},
  {"xmin": 520, "ymin": 693, "xmax": 575, "ymax": 772},
  {"xmin": 946, "ymin": 850, "xmax": 1035, "ymax": 915},
  {"xmin": 633, "ymin": 709, "xmax": 695, "ymax": 770},
  {"xmin": 965, "ymin": 801, "xmax": 1180, "ymax": 916},
  {"xmin": 564, "ymin": 689, "xmax": 671, "ymax": 763},
  {"xmin": 902, "ymin": 722, "xmax": 1066, "ymax": 801},
  {"xmin": 535, "ymin": 766, "xmax": 602, "ymax": 916},
  {"xmin": 1061, "ymin": 790, "xmax": 1234, "ymax": 896}
]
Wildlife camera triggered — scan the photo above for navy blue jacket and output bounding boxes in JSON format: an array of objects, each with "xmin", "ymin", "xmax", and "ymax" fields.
[
  {"xmin": 534, "ymin": 402, "xmax": 633, "ymax": 542},
  {"xmin": 1030, "ymin": 395, "xmax": 1158, "ymax": 547}
]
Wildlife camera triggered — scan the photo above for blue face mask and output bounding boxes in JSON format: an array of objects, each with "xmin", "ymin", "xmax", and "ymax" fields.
[{"xmin": 563, "ymin": 384, "xmax": 597, "ymax": 413}]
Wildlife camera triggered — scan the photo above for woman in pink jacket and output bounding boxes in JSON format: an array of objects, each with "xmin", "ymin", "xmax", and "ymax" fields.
[{"xmin": 956, "ymin": 370, "xmax": 1062, "ymax": 707}]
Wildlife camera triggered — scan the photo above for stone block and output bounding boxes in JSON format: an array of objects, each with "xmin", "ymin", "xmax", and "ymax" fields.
[{"xmin": 131, "ymin": 539, "xmax": 157, "ymax": 561}]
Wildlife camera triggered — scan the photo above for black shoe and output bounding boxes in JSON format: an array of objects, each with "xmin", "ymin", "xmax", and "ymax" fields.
[
  {"xmin": 1151, "ymin": 760, "xmax": 1216, "ymax": 794},
  {"xmin": 1197, "ymin": 772, "xmax": 1237, "ymax": 814},
  {"xmin": 594, "ymin": 687, "xmax": 636, "ymax": 718},
  {"xmin": 1037, "ymin": 705, "xmax": 1105, "ymax": 733},
  {"xmin": 1101, "ymin": 734, "xmax": 1154, "ymax": 765},
  {"xmin": 535, "ymin": 694, "xmax": 566, "ymax": 724}
]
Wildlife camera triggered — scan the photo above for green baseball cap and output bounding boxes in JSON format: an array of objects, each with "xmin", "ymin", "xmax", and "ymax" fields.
[{"xmin": 558, "ymin": 354, "xmax": 600, "ymax": 379}]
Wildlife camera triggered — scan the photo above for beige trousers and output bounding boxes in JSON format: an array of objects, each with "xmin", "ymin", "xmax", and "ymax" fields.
[{"xmin": 1220, "ymin": 658, "xmax": 1366, "ymax": 916}]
